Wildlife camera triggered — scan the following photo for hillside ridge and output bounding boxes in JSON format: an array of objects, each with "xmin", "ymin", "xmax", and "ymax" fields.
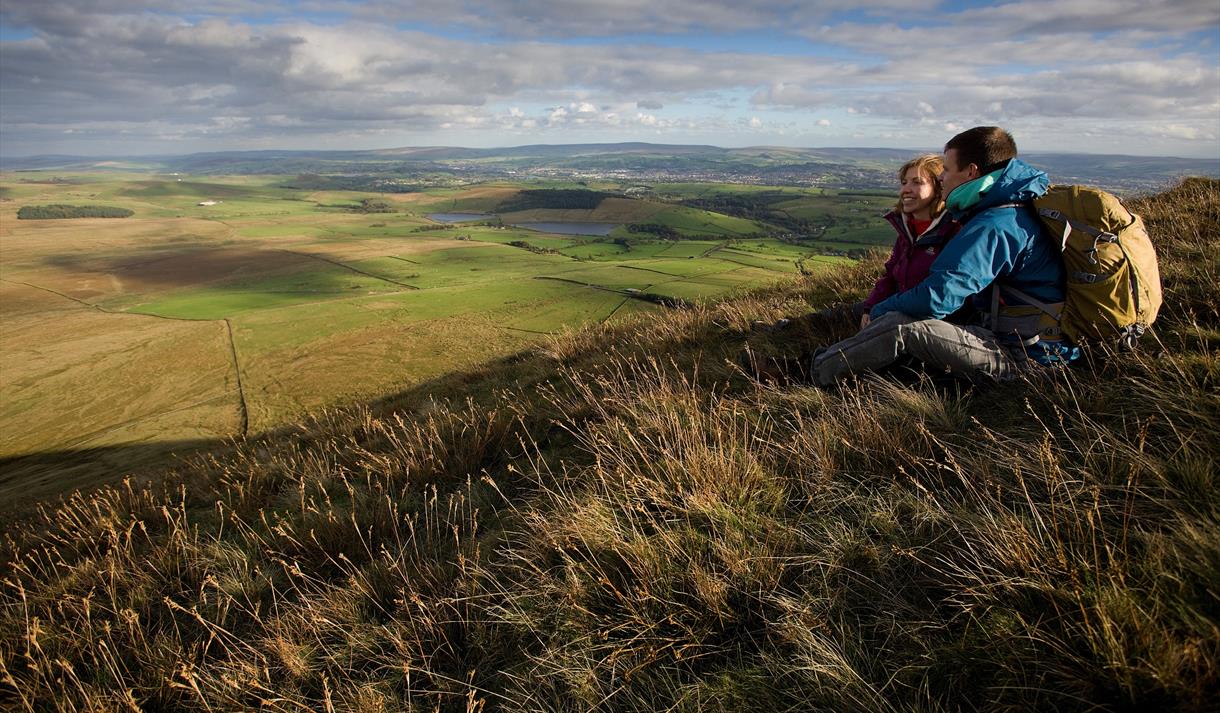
[{"xmin": 2, "ymin": 178, "xmax": 1217, "ymax": 711}]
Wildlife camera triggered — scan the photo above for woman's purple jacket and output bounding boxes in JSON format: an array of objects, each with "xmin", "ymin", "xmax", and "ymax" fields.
[{"xmin": 861, "ymin": 210, "xmax": 962, "ymax": 310}]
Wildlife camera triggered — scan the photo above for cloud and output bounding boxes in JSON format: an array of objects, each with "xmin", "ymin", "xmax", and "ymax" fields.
[
  {"xmin": 335, "ymin": 0, "xmax": 941, "ymax": 38},
  {"xmin": 954, "ymin": 0, "xmax": 1220, "ymax": 34},
  {"xmin": 1, "ymin": 1, "xmax": 1216, "ymax": 156}
]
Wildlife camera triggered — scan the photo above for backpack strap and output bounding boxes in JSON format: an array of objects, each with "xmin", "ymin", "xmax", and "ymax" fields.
[
  {"xmin": 1037, "ymin": 207, "xmax": 1119, "ymax": 264},
  {"xmin": 999, "ymin": 284, "xmax": 1063, "ymax": 320},
  {"xmin": 985, "ymin": 286, "xmax": 1044, "ymax": 349}
]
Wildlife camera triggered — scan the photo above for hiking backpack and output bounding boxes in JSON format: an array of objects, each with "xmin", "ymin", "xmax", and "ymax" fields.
[{"xmin": 1002, "ymin": 185, "xmax": 1162, "ymax": 349}]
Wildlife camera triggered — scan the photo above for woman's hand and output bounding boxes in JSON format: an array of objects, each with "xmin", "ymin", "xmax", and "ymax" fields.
[{"xmin": 859, "ymin": 313, "xmax": 871, "ymax": 330}]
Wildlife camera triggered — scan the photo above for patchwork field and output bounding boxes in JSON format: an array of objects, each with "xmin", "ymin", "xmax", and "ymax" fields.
[{"xmin": 0, "ymin": 173, "xmax": 866, "ymax": 466}]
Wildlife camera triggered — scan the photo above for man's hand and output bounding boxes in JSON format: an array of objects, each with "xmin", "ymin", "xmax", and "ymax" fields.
[{"xmin": 859, "ymin": 313, "xmax": 871, "ymax": 330}]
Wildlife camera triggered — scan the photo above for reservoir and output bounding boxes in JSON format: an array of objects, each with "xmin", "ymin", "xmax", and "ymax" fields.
[
  {"xmin": 428, "ymin": 212, "xmax": 490, "ymax": 223},
  {"xmin": 512, "ymin": 222, "xmax": 618, "ymax": 236}
]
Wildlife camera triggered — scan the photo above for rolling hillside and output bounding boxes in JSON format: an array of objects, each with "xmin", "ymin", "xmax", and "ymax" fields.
[{"xmin": 1, "ymin": 179, "xmax": 1217, "ymax": 711}]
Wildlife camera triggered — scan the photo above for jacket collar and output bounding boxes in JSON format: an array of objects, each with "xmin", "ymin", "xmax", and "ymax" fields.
[
  {"xmin": 885, "ymin": 209, "xmax": 952, "ymax": 243},
  {"xmin": 945, "ymin": 171, "xmax": 1000, "ymax": 213}
]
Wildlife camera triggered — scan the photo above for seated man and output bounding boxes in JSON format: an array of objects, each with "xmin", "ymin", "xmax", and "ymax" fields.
[{"xmin": 812, "ymin": 126, "xmax": 1079, "ymax": 386}]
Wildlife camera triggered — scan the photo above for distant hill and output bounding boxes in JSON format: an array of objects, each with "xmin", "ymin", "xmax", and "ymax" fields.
[{"xmin": 3, "ymin": 142, "xmax": 1217, "ymax": 194}]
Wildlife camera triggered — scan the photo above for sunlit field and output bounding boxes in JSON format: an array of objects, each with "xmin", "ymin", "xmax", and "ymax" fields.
[{"xmin": 0, "ymin": 173, "xmax": 865, "ymax": 473}]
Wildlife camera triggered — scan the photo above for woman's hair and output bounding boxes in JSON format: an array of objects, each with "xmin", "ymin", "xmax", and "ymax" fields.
[{"xmin": 894, "ymin": 153, "xmax": 945, "ymax": 215}]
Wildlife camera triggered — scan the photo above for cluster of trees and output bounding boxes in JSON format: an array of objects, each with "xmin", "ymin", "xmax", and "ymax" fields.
[
  {"xmin": 496, "ymin": 189, "xmax": 610, "ymax": 212},
  {"xmin": 508, "ymin": 240, "xmax": 559, "ymax": 255},
  {"xmin": 627, "ymin": 290, "xmax": 689, "ymax": 308},
  {"xmin": 351, "ymin": 198, "xmax": 395, "ymax": 214},
  {"xmin": 17, "ymin": 204, "xmax": 134, "ymax": 219},
  {"xmin": 625, "ymin": 223, "xmax": 681, "ymax": 239}
]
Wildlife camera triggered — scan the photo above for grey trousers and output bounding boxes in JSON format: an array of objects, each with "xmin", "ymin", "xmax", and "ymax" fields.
[{"xmin": 812, "ymin": 311, "xmax": 1031, "ymax": 386}]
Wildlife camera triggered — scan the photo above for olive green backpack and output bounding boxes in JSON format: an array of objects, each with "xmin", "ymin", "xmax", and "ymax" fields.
[{"xmin": 1001, "ymin": 185, "xmax": 1163, "ymax": 349}]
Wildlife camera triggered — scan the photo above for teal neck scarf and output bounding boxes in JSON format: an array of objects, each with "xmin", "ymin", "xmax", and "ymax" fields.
[{"xmin": 945, "ymin": 171, "xmax": 1000, "ymax": 213}]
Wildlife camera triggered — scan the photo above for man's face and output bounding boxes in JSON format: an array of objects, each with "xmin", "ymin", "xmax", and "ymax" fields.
[{"xmin": 939, "ymin": 148, "xmax": 978, "ymax": 196}]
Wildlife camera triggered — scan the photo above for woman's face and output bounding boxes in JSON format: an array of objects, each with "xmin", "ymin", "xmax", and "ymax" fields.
[{"xmin": 899, "ymin": 167, "xmax": 938, "ymax": 217}]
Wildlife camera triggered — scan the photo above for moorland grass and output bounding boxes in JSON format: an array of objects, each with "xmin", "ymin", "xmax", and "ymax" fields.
[{"xmin": 2, "ymin": 179, "xmax": 1217, "ymax": 712}]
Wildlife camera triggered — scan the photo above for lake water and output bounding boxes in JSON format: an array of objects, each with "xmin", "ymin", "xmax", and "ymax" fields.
[
  {"xmin": 428, "ymin": 212, "xmax": 491, "ymax": 223},
  {"xmin": 512, "ymin": 222, "xmax": 619, "ymax": 236}
]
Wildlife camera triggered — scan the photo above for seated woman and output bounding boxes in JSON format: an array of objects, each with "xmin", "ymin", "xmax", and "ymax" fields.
[
  {"xmin": 859, "ymin": 152, "xmax": 962, "ymax": 327},
  {"xmin": 755, "ymin": 153, "xmax": 961, "ymax": 335},
  {"xmin": 743, "ymin": 154, "xmax": 962, "ymax": 382}
]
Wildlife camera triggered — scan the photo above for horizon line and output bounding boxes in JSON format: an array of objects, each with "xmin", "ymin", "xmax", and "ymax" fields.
[{"xmin": 4, "ymin": 140, "xmax": 1219, "ymax": 164}]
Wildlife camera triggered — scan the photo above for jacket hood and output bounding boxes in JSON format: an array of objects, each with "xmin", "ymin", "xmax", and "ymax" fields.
[{"xmin": 978, "ymin": 158, "xmax": 1049, "ymax": 208}]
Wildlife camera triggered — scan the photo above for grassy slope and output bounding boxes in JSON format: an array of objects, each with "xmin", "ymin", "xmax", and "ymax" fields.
[{"xmin": 1, "ymin": 179, "xmax": 1217, "ymax": 712}]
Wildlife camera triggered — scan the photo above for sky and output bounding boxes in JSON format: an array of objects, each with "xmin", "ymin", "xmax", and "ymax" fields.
[{"xmin": 1, "ymin": 0, "xmax": 1218, "ymax": 158}]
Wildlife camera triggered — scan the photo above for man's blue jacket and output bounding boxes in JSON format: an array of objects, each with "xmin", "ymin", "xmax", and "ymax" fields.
[{"xmin": 869, "ymin": 158, "xmax": 1065, "ymax": 332}]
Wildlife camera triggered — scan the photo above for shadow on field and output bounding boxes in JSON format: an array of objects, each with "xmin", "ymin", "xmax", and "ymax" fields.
[
  {"xmin": 44, "ymin": 246, "xmax": 312, "ymax": 290},
  {"xmin": 0, "ymin": 439, "xmax": 222, "ymax": 518},
  {"xmin": 0, "ymin": 299, "xmax": 733, "ymax": 522},
  {"xmin": 0, "ymin": 344, "xmax": 564, "ymax": 520}
]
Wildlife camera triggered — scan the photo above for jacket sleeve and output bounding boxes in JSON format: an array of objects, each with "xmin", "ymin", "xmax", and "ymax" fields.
[
  {"xmin": 861, "ymin": 238, "xmax": 902, "ymax": 308},
  {"xmin": 869, "ymin": 212, "xmax": 1023, "ymax": 320}
]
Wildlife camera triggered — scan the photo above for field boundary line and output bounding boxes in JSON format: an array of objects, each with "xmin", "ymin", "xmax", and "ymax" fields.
[
  {"xmin": 2, "ymin": 279, "xmax": 218, "ymax": 323},
  {"xmin": 223, "ymin": 318, "xmax": 249, "ymax": 439},
  {"xmin": 602, "ymin": 296, "xmax": 632, "ymax": 323},
  {"xmin": 3, "ymin": 278, "xmax": 251, "ymax": 441},
  {"xmin": 385, "ymin": 255, "xmax": 421, "ymax": 265},
  {"xmin": 534, "ymin": 276, "xmax": 688, "ymax": 310},
  {"xmin": 534, "ymin": 276, "xmax": 625, "ymax": 294},
  {"xmin": 2, "ymin": 279, "xmax": 103, "ymax": 311},
  {"xmin": 707, "ymin": 255, "xmax": 779, "ymax": 270},
  {"xmin": 616, "ymin": 264, "xmax": 683, "ymax": 278},
  {"xmin": 278, "ymin": 249, "xmax": 419, "ymax": 289}
]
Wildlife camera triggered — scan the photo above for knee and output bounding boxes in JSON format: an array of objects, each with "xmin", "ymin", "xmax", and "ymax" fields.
[{"xmin": 870, "ymin": 311, "xmax": 917, "ymax": 329}]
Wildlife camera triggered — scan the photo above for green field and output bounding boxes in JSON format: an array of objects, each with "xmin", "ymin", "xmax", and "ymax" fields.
[{"xmin": 0, "ymin": 173, "xmax": 860, "ymax": 458}]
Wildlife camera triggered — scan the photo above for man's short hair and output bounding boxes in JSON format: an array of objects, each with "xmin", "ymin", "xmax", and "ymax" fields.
[{"xmin": 945, "ymin": 126, "xmax": 1017, "ymax": 174}]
